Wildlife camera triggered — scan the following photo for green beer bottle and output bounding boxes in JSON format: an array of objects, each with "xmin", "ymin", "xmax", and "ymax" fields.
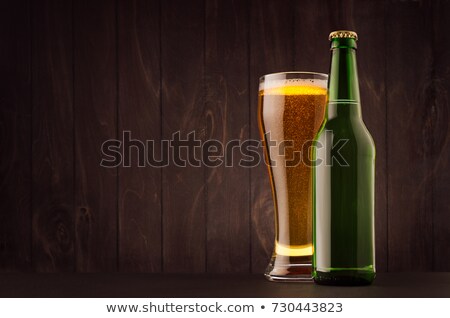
[{"xmin": 313, "ymin": 31, "xmax": 376, "ymax": 285}]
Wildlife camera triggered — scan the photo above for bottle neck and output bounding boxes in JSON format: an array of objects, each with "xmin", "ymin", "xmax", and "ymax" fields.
[{"xmin": 327, "ymin": 38, "xmax": 361, "ymax": 119}]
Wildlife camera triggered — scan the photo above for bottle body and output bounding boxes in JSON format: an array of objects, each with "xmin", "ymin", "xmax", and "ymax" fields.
[
  {"xmin": 313, "ymin": 104, "xmax": 375, "ymax": 285},
  {"xmin": 313, "ymin": 32, "xmax": 376, "ymax": 285}
]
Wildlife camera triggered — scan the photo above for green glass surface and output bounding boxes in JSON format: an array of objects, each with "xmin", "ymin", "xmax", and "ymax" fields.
[{"xmin": 313, "ymin": 35, "xmax": 376, "ymax": 285}]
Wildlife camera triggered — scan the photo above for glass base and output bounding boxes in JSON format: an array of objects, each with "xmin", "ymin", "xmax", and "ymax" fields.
[{"xmin": 265, "ymin": 255, "xmax": 313, "ymax": 282}]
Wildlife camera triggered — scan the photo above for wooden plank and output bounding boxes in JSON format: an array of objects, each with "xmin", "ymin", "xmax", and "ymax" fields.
[
  {"xmin": 386, "ymin": 0, "xmax": 433, "ymax": 271},
  {"xmin": 205, "ymin": 0, "xmax": 250, "ymax": 273},
  {"xmin": 294, "ymin": 0, "xmax": 353, "ymax": 74},
  {"xmin": 249, "ymin": 0, "xmax": 294, "ymax": 273},
  {"xmin": 352, "ymin": 0, "xmax": 388, "ymax": 273},
  {"xmin": 431, "ymin": 0, "xmax": 450, "ymax": 271},
  {"xmin": 161, "ymin": 0, "xmax": 206, "ymax": 272},
  {"xmin": 295, "ymin": 0, "xmax": 388, "ymax": 272},
  {"xmin": 0, "ymin": 0, "xmax": 32, "ymax": 271},
  {"xmin": 117, "ymin": 0, "xmax": 161, "ymax": 272},
  {"xmin": 74, "ymin": 0, "xmax": 118, "ymax": 272},
  {"xmin": 31, "ymin": 0, "xmax": 74, "ymax": 272}
]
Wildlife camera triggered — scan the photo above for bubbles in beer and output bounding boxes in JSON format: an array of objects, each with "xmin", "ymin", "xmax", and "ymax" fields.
[{"xmin": 258, "ymin": 80, "xmax": 327, "ymax": 257}]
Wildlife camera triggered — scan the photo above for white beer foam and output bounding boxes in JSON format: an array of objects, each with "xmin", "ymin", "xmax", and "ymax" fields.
[{"xmin": 259, "ymin": 78, "xmax": 327, "ymax": 91}]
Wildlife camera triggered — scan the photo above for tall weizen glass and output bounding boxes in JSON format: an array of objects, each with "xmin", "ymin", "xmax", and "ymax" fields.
[{"xmin": 258, "ymin": 72, "xmax": 327, "ymax": 282}]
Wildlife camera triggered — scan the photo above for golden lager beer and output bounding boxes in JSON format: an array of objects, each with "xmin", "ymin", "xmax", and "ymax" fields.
[{"xmin": 258, "ymin": 72, "xmax": 327, "ymax": 281}]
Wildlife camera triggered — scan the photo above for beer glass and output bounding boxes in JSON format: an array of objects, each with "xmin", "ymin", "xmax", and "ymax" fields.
[{"xmin": 258, "ymin": 72, "xmax": 327, "ymax": 282}]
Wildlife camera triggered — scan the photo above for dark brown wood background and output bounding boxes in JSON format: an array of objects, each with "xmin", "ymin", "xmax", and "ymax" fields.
[{"xmin": 0, "ymin": 0, "xmax": 449, "ymax": 273}]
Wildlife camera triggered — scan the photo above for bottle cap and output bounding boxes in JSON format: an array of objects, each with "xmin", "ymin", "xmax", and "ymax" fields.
[{"xmin": 329, "ymin": 30, "xmax": 358, "ymax": 41}]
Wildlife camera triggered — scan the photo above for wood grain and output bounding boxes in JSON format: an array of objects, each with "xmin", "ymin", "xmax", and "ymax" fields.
[
  {"xmin": 31, "ymin": 0, "xmax": 74, "ymax": 272},
  {"xmin": 295, "ymin": 0, "xmax": 388, "ymax": 272},
  {"xmin": 431, "ymin": 0, "xmax": 450, "ymax": 271},
  {"xmin": 295, "ymin": 0, "xmax": 352, "ymax": 74},
  {"xmin": 161, "ymin": 0, "xmax": 206, "ymax": 272},
  {"xmin": 249, "ymin": 0, "xmax": 295, "ymax": 273},
  {"xmin": 0, "ymin": 0, "xmax": 449, "ymax": 274},
  {"xmin": 74, "ymin": 0, "xmax": 118, "ymax": 272},
  {"xmin": 0, "ymin": 0, "xmax": 32, "ymax": 271},
  {"xmin": 386, "ymin": 0, "xmax": 434, "ymax": 271},
  {"xmin": 294, "ymin": 0, "xmax": 387, "ymax": 272},
  {"xmin": 351, "ymin": 0, "xmax": 388, "ymax": 273},
  {"xmin": 205, "ymin": 0, "xmax": 250, "ymax": 273},
  {"xmin": 117, "ymin": 0, "xmax": 161, "ymax": 272}
]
